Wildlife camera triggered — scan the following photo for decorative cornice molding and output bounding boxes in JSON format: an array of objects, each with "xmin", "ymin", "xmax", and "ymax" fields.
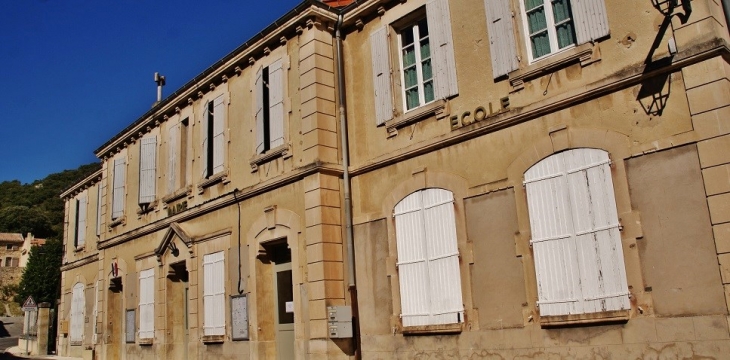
[
  {"xmin": 61, "ymin": 253, "xmax": 99, "ymax": 272},
  {"xmin": 60, "ymin": 169, "xmax": 103, "ymax": 200}
]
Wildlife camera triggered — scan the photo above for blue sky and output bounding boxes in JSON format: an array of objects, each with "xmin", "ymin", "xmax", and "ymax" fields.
[{"xmin": 0, "ymin": 0, "xmax": 301, "ymax": 184}]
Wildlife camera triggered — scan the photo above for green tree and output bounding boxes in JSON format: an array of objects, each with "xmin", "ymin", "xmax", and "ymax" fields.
[
  {"xmin": 15, "ymin": 238, "xmax": 63, "ymax": 305},
  {"xmin": 0, "ymin": 205, "xmax": 54, "ymax": 238}
]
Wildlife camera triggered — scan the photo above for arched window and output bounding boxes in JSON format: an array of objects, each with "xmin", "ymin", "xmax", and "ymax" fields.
[
  {"xmin": 524, "ymin": 148, "xmax": 629, "ymax": 317},
  {"xmin": 70, "ymin": 282, "xmax": 85, "ymax": 344},
  {"xmin": 394, "ymin": 188, "xmax": 463, "ymax": 326}
]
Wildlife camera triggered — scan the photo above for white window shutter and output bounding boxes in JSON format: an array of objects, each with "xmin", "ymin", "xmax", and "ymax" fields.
[
  {"xmin": 571, "ymin": 0, "xmax": 610, "ymax": 45},
  {"xmin": 203, "ymin": 251, "xmax": 225, "ymax": 336},
  {"xmin": 254, "ymin": 67, "xmax": 265, "ymax": 154},
  {"xmin": 269, "ymin": 59, "xmax": 285, "ymax": 149},
  {"xmin": 112, "ymin": 158, "xmax": 126, "ymax": 220},
  {"xmin": 96, "ymin": 185, "xmax": 102, "ymax": 237},
  {"xmin": 167, "ymin": 123, "xmax": 179, "ymax": 194},
  {"xmin": 139, "ymin": 137, "xmax": 157, "ymax": 204},
  {"xmin": 484, "ymin": 0, "xmax": 519, "ymax": 78},
  {"xmin": 394, "ymin": 192, "xmax": 430, "ymax": 327},
  {"xmin": 426, "ymin": 0, "xmax": 459, "ymax": 99},
  {"xmin": 70, "ymin": 283, "xmax": 85, "ymax": 343},
  {"xmin": 201, "ymin": 102, "xmax": 210, "ymax": 178},
  {"xmin": 421, "ymin": 189, "xmax": 463, "ymax": 325},
  {"xmin": 138, "ymin": 269, "xmax": 155, "ymax": 339},
  {"xmin": 525, "ymin": 149, "xmax": 628, "ymax": 317},
  {"xmin": 370, "ymin": 27, "xmax": 393, "ymax": 126},
  {"xmin": 212, "ymin": 94, "xmax": 226, "ymax": 174},
  {"xmin": 76, "ymin": 197, "xmax": 87, "ymax": 247}
]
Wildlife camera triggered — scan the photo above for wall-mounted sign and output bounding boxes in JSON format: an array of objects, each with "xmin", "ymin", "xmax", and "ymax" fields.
[
  {"xmin": 167, "ymin": 201, "xmax": 188, "ymax": 217},
  {"xmin": 231, "ymin": 295, "xmax": 249, "ymax": 341}
]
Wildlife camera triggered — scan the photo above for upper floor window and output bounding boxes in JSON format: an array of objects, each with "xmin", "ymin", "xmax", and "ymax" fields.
[
  {"xmin": 399, "ymin": 18, "xmax": 434, "ymax": 111},
  {"xmin": 524, "ymin": 148, "xmax": 629, "ymax": 317},
  {"xmin": 393, "ymin": 188, "xmax": 463, "ymax": 327},
  {"xmin": 111, "ymin": 157, "xmax": 126, "ymax": 220},
  {"xmin": 370, "ymin": 0, "xmax": 458, "ymax": 125},
  {"xmin": 255, "ymin": 59, "xmax": 285, "ymax": 154},
  {"xmin": 485, "ymin": 0, "xmax": 609, "ymax": 77},
  {"xmin": 139, "ymin": 136, "xmax": 157, "ymax": 205},
  {"xmin": 202, "ymin": 94, "xmax": 226, "ymax": 179},
  {"xmin": 167, "ymin": 118, "xmax": 189, "ymax": 194},
  {"xmin": 95, "ymin": 184, "xmax": 102, "ymax": 237},
  {"xmin": 74, "ymin": 197, "xmax": 87, "ymax": 248}
]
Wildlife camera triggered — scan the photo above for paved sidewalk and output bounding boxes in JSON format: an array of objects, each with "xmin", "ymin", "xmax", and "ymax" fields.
[{"xmin": 2, "ymin": 346, "xmax": 81, "ymax": 360}]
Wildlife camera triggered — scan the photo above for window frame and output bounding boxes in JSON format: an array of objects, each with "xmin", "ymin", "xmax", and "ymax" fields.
[
  {"xmin": 396, "ymin": 16, "xmax": 435, "ymax": 113},
  {"xmin": 202, "ymin": 251, "xmax": 226, "ymax": 339},
  {"xmin": 69, "ymin": 282, "xmax": 85, "ymax": 345},
  {"xmin": 518, "ymin": 0, "xmax": 577, "ymax": 63},
  {"xmin": 138, "ymin": 268, "xmax": 155, "ymax": 341}
]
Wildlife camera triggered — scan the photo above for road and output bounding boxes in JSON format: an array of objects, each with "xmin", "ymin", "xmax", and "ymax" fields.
[{"xmin": 0, "ymin": 317, "xmax": 22, "ymax": 359}]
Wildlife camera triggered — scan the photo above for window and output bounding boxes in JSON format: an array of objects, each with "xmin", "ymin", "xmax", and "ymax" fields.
[
  {"xmin": 370, "ymin": 0, "xmax": 458, "ymax": 125},
  {"xmin": 139, "ymin": 136, "xmax": 157, "ymax": 204},
  {"xmin": 75, "ymin": 197, "xmax": 87, "ymax": 248},
  {"xmin": 484, "ymin": 0, "xmax": 609, "ymax": 77},
  {"xmin": 393, "ymin": 188, "xmax": 463, "ymax": 327},
  {"xmin": 203, "ymin": 251, "xmax": 225, "ymax": 336},
  {"xmin": 96, "ymin": 184, "xmax": 102, "ymax": 237},
  {"xmin": 167, "ymin": 118, "xmax": 188, "ymax": 194},
  {"xmin": 524, "ymin": 148, "xmax": 629, "ymax": 317},
  {"xmin": 6, "ymin": 245, "xmax": 17, "ymax": 250},
  {"xmin": 255, "ymin": 59, "xmax": 285, "ymax": 154},
  {"xmin": 4, "ymin": 257, "xmax": 10, "ymax": 267},
  {"xmin": 399, "ymin": 18, "xmax": 434, "ymax": 111},
  {"xmin": 70, "ymin": 283, "xmax": 85, "ymax": 344},
  {"xmin": 201, "ymin": 95, "xmax": 226, "ymax": 179},
  {"xmin": 138, "ymin": 268, "xmax": 155, "ymax": 340},
  {"xmin": 111, "ymin": 157, "xmax": 126, "ymax": 220}
]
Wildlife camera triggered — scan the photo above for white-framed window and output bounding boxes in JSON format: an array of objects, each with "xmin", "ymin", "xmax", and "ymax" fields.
[
  {"xmin": 254, "ymin": 58, "xmax": 285, "ymax": 154},
  {"xmin": 95, "ymin": 184, "xmax": 102, "ymax": 237},
  {"xmin": 398, "ymin": 18, "xmax": 435, "ymax": 111},
  {"xmin": 70, "ymin": 282, "xmax": 85, "ymax": 344},
  {"xmin": 138, "ymin": 268, "xmax": 155, "ymax": 340},
  {"xmin": 201, "ymin": 94, "xmax": 226, "ymax": 179},
  {"xmin": 139, "ymin": 136, "xmax": 157, "ymax": 204},
  {"xmin": 111, "ymin": 157, "xmax": 126, "ymax": 220},
  {"xmin": 524, "ymin": 148, "xmax": 629, "ymax": 317},
  {"xmin": 484, "ymin": 0, "xmax": 609, "ymax": 77},
  {"xmin": 203, "ymin": 251, "xmax": 225, "ymax": 336},
  {"xmin": 393, "ymin": 188, "xmax": 464, "ymax": 327},
  {"xmin": 370, "ymin": 0, "xmax": 458, "ymax": 125},
  {"xmin": 74, "ymin": 196, "xmax": 87, "ymax": 248},
  {"xmin": 519, "ymin": 0, "xmax": 576, "ymax": 61}
]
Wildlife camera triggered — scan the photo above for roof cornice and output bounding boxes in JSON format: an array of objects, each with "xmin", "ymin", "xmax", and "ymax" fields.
[{"xmin": 60, "ymin": 168, "xmax": 103, "ymax": 200}]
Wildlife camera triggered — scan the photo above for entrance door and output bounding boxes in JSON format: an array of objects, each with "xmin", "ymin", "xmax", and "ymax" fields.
[
  {"xmin": 167, "ymin": 263, "xmax": 189, "ymax": 360},
  {"xmin": 272, "ymin": 245, "xmax": 294, "ymax": 360},
  {"xmin": 106, "ymin": 288, "xmax": 122, "ymax": 360}
]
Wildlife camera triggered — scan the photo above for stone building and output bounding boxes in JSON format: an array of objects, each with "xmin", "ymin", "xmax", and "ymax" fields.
[
  {"xmin": 0, "ymin": 233, "xmax": 24, "ymax": 287},
  {"xmin": 59, "ymin": 0, "xmax": 730, "ymax": 359}
]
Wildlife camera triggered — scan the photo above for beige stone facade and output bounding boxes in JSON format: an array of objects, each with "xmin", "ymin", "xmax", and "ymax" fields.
[{"xmin": 59, "ymin": 0, "xmax": 730, "ymax": 359}]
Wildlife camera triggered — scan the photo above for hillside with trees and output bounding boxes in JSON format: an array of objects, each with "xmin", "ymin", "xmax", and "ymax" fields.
[{"xmin": 0, "ymin": 162, "xmax": 100, "ymax": 238}]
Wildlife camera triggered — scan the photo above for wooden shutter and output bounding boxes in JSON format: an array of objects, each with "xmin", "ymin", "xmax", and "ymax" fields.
[
  {"xmin": 167, "ymin": 123, "xmax": 180, "ymax": 194},
  {"xmin": 254, "ymin": 67, "xmax": 265, "ymax": 154},
  {"xmin": 394, "ymin": 188, "xmax": 462, "ymax": 326},
  {"xmin": 203, "ymin": 251, "xmax": 225, "ymax": 336},
  {"xmin": 212, "ymin": 94, "xmax": 226, "ymax": 174},
  {"xmin": 96, "ymin": 185, "xmax": 102, "ymax": 237},
  {"xmin": 370, "ymin": 27, "xmax": 393, "ymax": 126},
  {"xmin": 269, "ymin": 59, "xmax": 285, "ymax": 149},
  {"xmin": 563, "ymin": 149, "xmax": 629, "ymax": 313},
  {"xmin": 138, "ymin": 269, "xmax": 155, "ymax": 339},
  {"xmin": 70, "ymin": 283, "xmax": 85, "ymax": 343},
  {"xmin": 394, "ymin": 192, "xmax": 430, "ymax": 327},
  {"xmin": 571, "ymin": 0, "xmax": 610, "ymax": 45},
  {"xmin": 139, "ymin": 137, "xmax": 157, "ymax": 204},
  {"xmin": 76, "ymin": 197, "xmax": 87, "ymax": 247},
  {"xmin": 112, "ymin": 158, "xmax": 125, "ymax": 220},
  {"xmin": 421, "ymin": 188, "xmax": 463, "ymax": 325},
  {"xmin": 200, "ymin": 102, "xmax": 210, "ymax": 178},
  {"xmin": 524, "ymin": 149, "xmax": 628, "ymax": 316},
  {"xmin": 484, "ymin": 0, "xmax": 519, "ymax": 78},
  {"xmin": 426, "ymin": 0, "xmax": 459, "ymax": 99}
]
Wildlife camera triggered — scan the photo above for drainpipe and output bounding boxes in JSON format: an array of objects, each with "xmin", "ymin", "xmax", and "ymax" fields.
[
  {"xmin": 335, "ymin": 13, "xmax": 355, "ymax": 290},
  {"xmin": 723, "ymin": 0, "xmax": 730, "ymax": 37}
]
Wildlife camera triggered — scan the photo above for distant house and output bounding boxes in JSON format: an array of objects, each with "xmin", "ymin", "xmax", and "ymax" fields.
[{"xmin": 0, "ymin": 232, "xmax": 46, "ymax": 287}]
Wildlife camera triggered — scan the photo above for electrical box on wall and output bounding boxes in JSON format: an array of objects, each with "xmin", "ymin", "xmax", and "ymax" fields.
[{"xmin": 327, "ymin": 306, "xmax": 353, "ymax": 338}]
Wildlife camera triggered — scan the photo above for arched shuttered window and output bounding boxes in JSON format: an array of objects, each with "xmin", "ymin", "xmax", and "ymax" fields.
[
  {"xmin": 70, "ymin": 282, "xmax": 85, "ymax": 344},
  {"xmin": 524, "ymin": 148, "xmax": 629, "ymax": 316},
  {"xmin": 394, "ymin": 188, "xmax": 463, "ymax": 326}
]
